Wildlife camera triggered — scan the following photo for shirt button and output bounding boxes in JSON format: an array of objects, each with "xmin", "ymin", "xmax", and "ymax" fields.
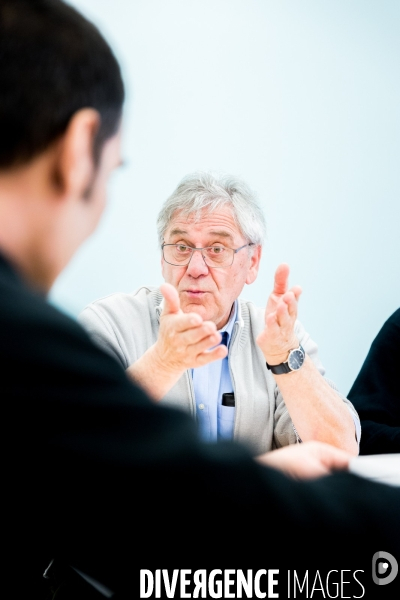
[{"xmin": 198, "ymin": 404, "xmax": 205, "ymax": 410}]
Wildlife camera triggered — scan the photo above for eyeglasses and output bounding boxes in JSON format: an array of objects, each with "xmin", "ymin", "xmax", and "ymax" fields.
[{"xmin": 161, "ymin": 243, "xmax": 254, "ymax": 268}]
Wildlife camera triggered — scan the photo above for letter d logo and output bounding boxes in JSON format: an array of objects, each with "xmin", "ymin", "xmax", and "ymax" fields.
[{"xmin": 372, "ymin": 551, "xmax": 398, "ymax": 585}]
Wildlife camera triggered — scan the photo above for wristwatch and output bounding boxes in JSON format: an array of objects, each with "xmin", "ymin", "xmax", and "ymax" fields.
[{"xmin": 266, "ymin": 345, "xmax": 305, "ymax": 375}]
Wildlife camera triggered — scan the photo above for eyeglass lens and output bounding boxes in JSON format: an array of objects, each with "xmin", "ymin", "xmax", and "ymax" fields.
[{"xmin": 163, "ymin": 244, "xmax": 234, "ymax": 267}]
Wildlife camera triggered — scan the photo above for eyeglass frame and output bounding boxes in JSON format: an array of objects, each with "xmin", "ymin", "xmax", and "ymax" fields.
[{"xmin": 161, "ymin": 242, "xmax": 254, "ymax": 268}]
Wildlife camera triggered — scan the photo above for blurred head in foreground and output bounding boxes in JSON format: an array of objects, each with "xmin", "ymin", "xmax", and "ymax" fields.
[{"xmin": 0, "ymin": 0, "xmax": 125, "ymax": 289}]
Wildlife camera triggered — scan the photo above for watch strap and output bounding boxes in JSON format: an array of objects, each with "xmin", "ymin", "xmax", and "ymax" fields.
[{"xmin": 266, "ymin": 361, "xmax": 292, "ymax": 375}]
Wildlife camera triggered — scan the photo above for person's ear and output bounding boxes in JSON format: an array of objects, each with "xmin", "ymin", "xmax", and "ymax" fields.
[
  {"xmin": 52, "ymin": 108, "xmax": 100, "ymax": 200},
  {"xmin": 245, "ymin": 244, "xmax": 262, "ymax": 285}
]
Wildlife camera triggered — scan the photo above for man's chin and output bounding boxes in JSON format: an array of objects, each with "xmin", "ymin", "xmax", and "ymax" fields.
[{"xmin": 181, "ymin": 301, "xmax": 212, "ymax": 321}]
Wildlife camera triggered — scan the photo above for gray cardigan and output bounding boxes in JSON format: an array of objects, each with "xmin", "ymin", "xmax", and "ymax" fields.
[{"xmin": 78, "ymin": 286, "xmax": 360, "ymax": 455}]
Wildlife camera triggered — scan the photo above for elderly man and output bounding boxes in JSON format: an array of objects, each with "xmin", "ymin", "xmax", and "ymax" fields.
[
  {"xmin": 3, "ymin": 2, "xmax": 400, "ymax": 598},
  {"xmin": 79, "ymin": 172, "xmax": 360, "ymax": 455}
]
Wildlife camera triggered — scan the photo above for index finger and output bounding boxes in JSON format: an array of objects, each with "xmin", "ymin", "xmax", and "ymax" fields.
[
  {"xmin": 273, "ymin": 263, "xmax": 290, "ymax": 296},
  {"xmin": 160, "ymin": 283, "xmax": 181, "ymax": 316}
]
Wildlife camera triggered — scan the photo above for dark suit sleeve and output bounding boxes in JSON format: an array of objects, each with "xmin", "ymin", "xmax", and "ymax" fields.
[
  {"xmin": 3, "ymin": 280, "xmax": 400, "ymax": 598},
  {"xmin": 348, "ymin": 309, "xmax": 400, "ymax": 454}
]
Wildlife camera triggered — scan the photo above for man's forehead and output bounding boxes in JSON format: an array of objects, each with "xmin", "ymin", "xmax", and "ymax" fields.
[{"xmin": 167, "ymin": 206, "xmax": 240, "ymax": 237}]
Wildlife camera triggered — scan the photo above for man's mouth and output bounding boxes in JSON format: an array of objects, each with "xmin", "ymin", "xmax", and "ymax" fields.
[{"xmin": 184, "ymin": 290, "xmax": 208, "ymax": 296}]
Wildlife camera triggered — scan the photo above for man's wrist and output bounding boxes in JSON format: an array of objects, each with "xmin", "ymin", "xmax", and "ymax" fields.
[
  {"xmin": 264, "ymin": 339, "xmax": 300, "ymax": 366},
  {"xmin": 265, "ymin": 341, "xmax": 305, "ymax": 375},
  {"xmin": 264, "ymin": 351, "xmax": 291, "ymax": 365},
  {"xmin": 150, "ymin": 343, "xmax": 184, "ymax": 381}
]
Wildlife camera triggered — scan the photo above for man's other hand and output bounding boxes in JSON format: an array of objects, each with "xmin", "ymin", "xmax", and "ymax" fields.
[
  {"xmin": 255, "ymin": 441, "xmax": 351, "ymax": 480},
  {"xmin": 155, "ymin": 283, "xmax": 228, "ymax": 376},
  {"xmin": 256, "ymin": 263, "xmax": 302, "ymax": 365}
]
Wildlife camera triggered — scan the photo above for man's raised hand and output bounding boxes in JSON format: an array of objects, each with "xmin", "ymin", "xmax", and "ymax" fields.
[
  {"xmin": 155, "ymin": 283, "xmax": 228, "ymax": 375},
  {"xmin": 265, "ymin": 263, "xmax": 302, "ymax": 316},
  {"xmin": 126, "ymin": 283, "xmax": 227, "ymax": 401},
  {"xmin": 257, "ymin": 264, "xmax": 302, "ymax": 365}
]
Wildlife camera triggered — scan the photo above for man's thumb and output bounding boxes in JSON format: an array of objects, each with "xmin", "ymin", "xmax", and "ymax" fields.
[{"xmin": 160, "ymin": 283, "xmax": 181, "ymax": 315}]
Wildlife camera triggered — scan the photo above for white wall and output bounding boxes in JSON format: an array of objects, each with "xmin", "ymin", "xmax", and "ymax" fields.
[{"xmin": 50, "ymin": 0, "xmax": 400, "ymax": 396}]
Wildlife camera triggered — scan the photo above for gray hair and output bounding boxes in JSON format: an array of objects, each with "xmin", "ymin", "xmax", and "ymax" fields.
[{"xmin": 157, "ymin": 171, "xmax": 267, "ymax": 247}]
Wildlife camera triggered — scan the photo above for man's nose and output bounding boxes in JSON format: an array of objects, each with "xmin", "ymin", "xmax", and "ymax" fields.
[{"xmin": 186, "ymin": 249, "xmax": 209, "ymax": 277}]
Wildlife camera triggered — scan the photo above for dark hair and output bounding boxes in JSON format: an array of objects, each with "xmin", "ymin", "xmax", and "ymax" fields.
[{"xmin": 0, "ymin": 0, "xmax": 125, "ymax": 169}]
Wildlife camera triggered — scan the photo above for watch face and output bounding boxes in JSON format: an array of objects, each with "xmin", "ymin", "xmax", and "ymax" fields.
[{"xmin": 288, "ymin": 348, "xmax": 305, "ymax": 371}]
